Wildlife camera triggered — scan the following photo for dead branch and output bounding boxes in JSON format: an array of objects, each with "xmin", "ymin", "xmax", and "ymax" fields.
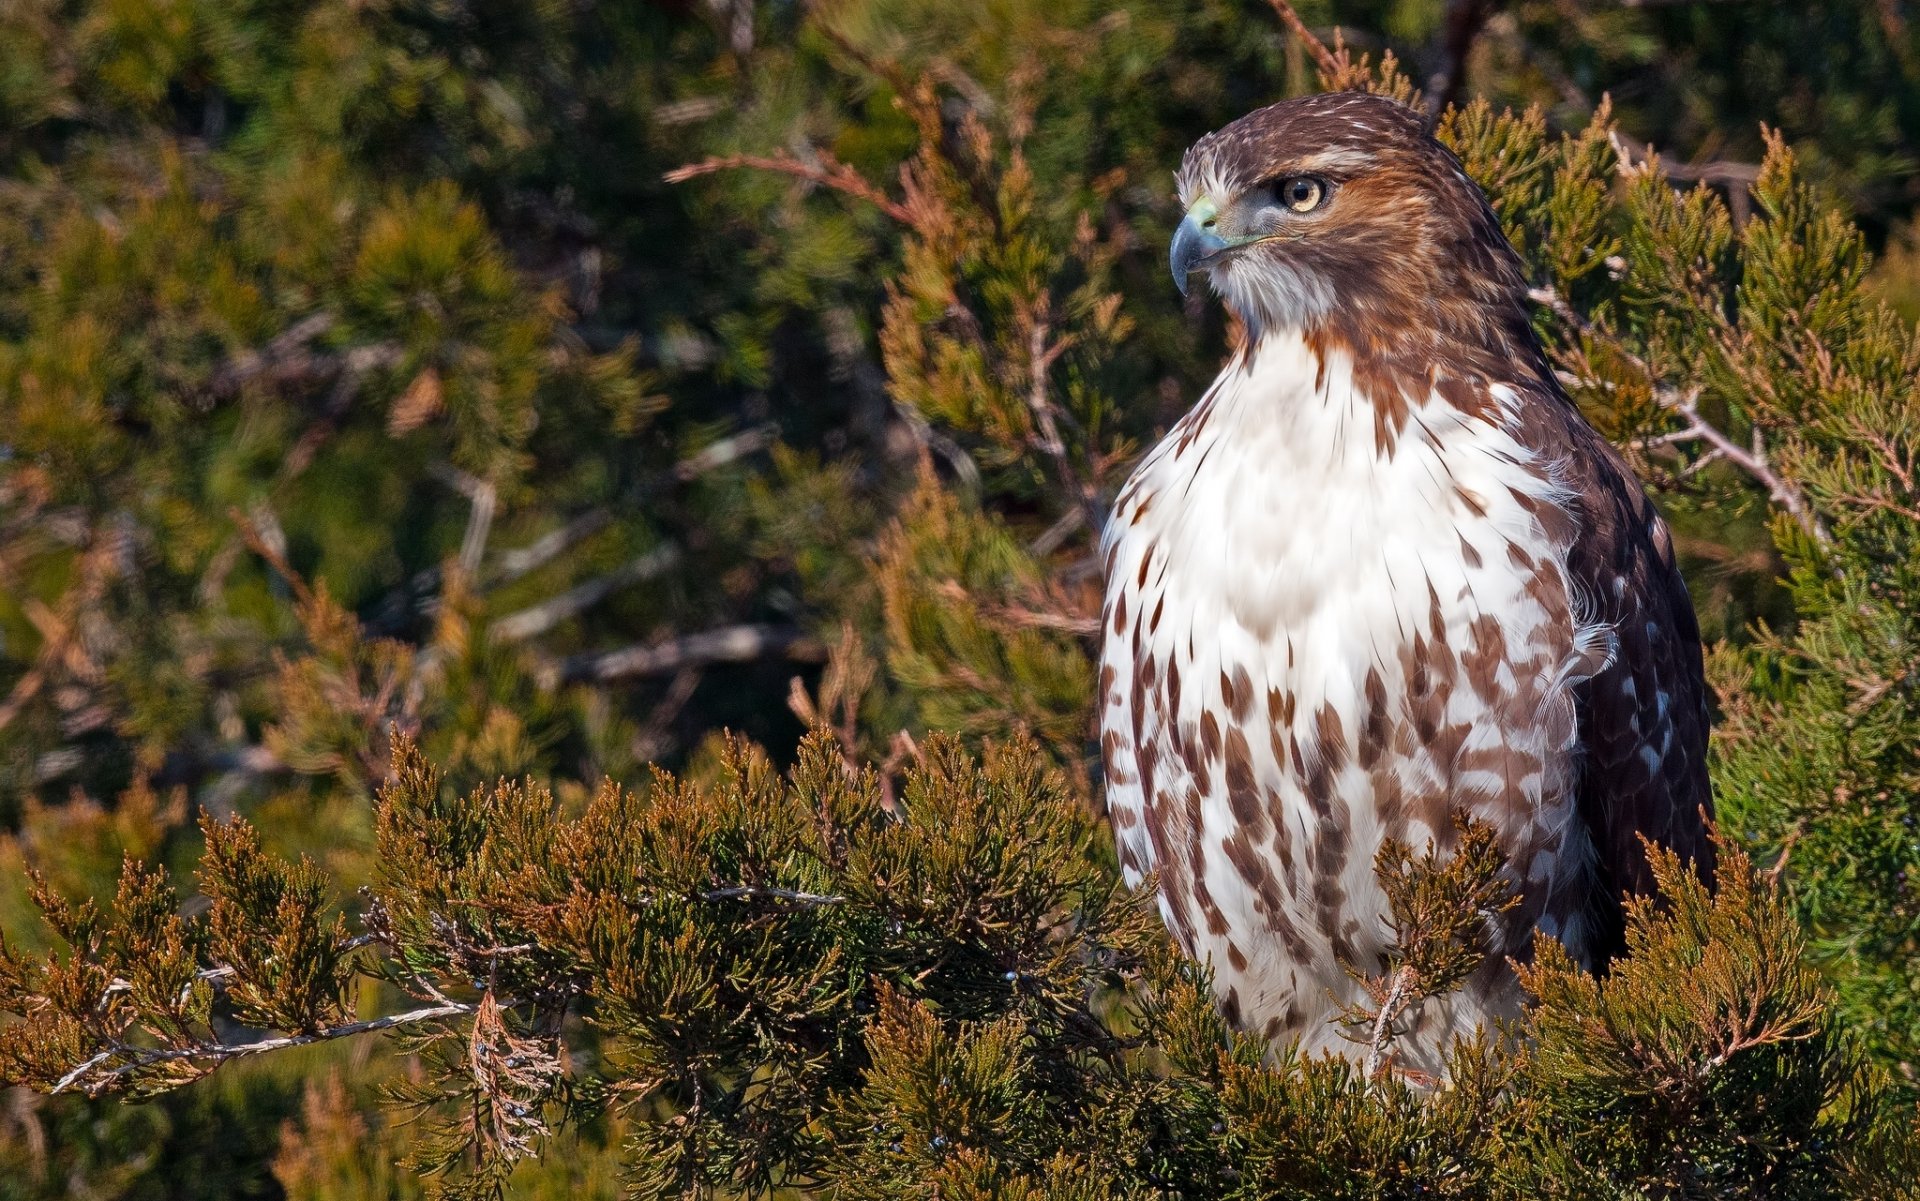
[
  {"xmin": 1027, "ymin": 507, "xmax": 1086, "ymax": 558},
  {"xmin": 1364, "ymin": 965, "xmax": 1420, "ymax": 1080},
  {"xmin": 230, "ymin": 505, "xmax": 316, "ymax": 608},
  {"xmin": 0, "ymin": 525, "xmax": 124, "ymax": 735},
  {"xmin": 1262, "ymin": 0, "xmax": 1342, "ymax": 78},
  {"xmin": 490, "ymin": 509, "xmax": 615, "ymax": 587},
  {"xmin": 489, "ymin": 545, "xmax": 682, "ymax": 643},
  {"xmin": 53, "ymin": 999, "xmax": 488, "ymax": 1097},
  {"xmin": 672, "ymin": 422, "xmax": 778, "ymax": 482},
  {"xmin": 549, "ymin": 624, "xmax": 827, "ymax": 685},
  {"xmin": 1025, "ymin": 320, "xmax": 1107, "ymax": 540},
  {"xmin": 1528, "ymin": 285, "xmax": 1829, "ymax": 545},
  {"xmin": 664, "ymin": 151, "xmax": 913, "ymax": 224},
  {"xmin": 430, "ymin": 464, "xmax": 498, "ymax": 578},
  {"xmin": 633, "ymin": 666, "xmax": 703, "ymax": 763},
  {"xmin": 202, "ymin": 312, "xmax": 338, "ymax": 397}
]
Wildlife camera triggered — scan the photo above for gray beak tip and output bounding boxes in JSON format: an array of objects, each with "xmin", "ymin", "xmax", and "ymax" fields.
[{"xmin": 1169, "ymin": 213, "xmax": 1227, "ymax": 302}]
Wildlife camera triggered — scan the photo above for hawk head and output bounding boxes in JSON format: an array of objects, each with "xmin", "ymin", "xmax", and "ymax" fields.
[{"xmin": 1171, "ymin": 92, "xmax": 1524, "ymax": 339}]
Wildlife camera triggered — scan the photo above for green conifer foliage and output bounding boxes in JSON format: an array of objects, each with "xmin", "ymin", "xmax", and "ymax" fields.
[{"xmin": 4, "ymin": 733, "xmax": 1915, "ymax": 1198}]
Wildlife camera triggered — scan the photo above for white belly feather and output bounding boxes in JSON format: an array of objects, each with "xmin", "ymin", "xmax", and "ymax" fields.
[{"xmin": 1098, "ymin": 331, "xmax": 1603, "ymax": 1068}]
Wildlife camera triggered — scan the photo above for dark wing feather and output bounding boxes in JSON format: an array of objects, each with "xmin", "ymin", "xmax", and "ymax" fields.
[{"xmin": 1521, "ymin": 395, "xmax": 1716, "ymax": 964}]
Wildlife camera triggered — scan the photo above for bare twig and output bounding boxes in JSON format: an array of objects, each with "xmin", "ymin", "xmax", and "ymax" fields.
[
  {"xmin": 1025, "ymin": 320, "xmax": 1107, "ymax": 540},
  {"xmin": 230, "ymin": 506, "xmax": 315, "ymax": 608},
  {"xmin": 490, "ymin": 545, "xmax": 682, "ymax": 643},
  {"xmin": 633, "ymin": 666, "xmax": 703, "ymax": 763},
  {"xmin": 665, "ymin": 151, "xmax": 912, "ymax": 224},
  {"xmin": 934, "ymin": 579, "xmax": 1100, "ymax": 637},
  {"xmin": 202, "ymin": 312, "xmax": 338, "ymax": 397},
  {"xmin": 428, "ymin": 465, "xmax": 497, "ymax": 578},
  {"xmin": 0, "ymin": 526, "xmax": 124, "ymax": 735},
  {"xmin": 490, "ymin": 509, "xmax": 614, "ymax": 587},
  {"xmin": 1027, "ymin": 507, "xmax": 1086, "ymax": 558},
  {"xmin": 278, "ymin": 341, "xmax": 408, "ymax": 481},
  {"xmin": 550, "ymin": 624, "xmax": 827, "ymax": 686},
  {"xmin": 1364, "ymin": 965, "xmax": 1419, "ymax": 1080},
  {"xmin": 698, "ymin": 886, "xmax": 847, "ymax": 905},
  {"xmin": 1608, "ymin": 130, "xmax": 1759, "ymax": 224},
  {"xmin": 673, "ymin": 423, "xmax": 778, "ymax": 482},
  {"xmin": 1262, "ymin": 0, "xmax": 1342, "ymax": 78},
  {"xmin": 53, "ymin": 1000, "xmax": 489, "ymax": 1097},
  {"xmin": 1527, "ymin": 285, "xmax": 1829, "ymax": 545}
]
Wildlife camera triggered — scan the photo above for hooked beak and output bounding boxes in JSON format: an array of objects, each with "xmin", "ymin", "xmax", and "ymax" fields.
[{"xmin": 1170, "ymin": 205, "xmax": 1230, "ymax": 298}]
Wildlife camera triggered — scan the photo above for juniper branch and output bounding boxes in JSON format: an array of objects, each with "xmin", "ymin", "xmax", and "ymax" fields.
[{"xmin": 1528, "ymin": 285, "xmax": 1830, "ymax": 544}]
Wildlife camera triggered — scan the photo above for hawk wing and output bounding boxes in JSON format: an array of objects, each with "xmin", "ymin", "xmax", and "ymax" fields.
[{"xmin": 1530, "ymin": 396, "xmax": 1716, "ymax": 962}]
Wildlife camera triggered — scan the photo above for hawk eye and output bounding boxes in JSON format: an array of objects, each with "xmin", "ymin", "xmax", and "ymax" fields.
[{"xmin": 1277, "ymin": 175, "xmax": 1327, "ymax": 213}]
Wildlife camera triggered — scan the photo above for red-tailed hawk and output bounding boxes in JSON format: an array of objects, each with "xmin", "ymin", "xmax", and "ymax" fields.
[{"xmin": 1099, "ymin": 92, "xmax": 1713, "ymax": 1072}]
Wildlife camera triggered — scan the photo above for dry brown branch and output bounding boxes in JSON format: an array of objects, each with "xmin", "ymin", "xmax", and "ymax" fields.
[
  {"xmin": 933, "ymin": 579, "xmax": 1100, "ymax": 638},
  {"xmin": 1262, "ymin": 0, "xmax": 1341, "ymax": 78},
  {"xmin": 0, "ymin": 526, "xmax": 123, "ymax": 735},
  {"xmin": 230, "ymin": 506, "xmax": 316, "ymax": 608},
  {"xmin": 665, "ymin": 151, "xmax": 912, "ymax": 224}
]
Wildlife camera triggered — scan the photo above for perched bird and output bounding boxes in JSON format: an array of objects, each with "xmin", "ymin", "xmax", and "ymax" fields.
[{"xmin": 1098, "ymin": 91, "xmax": 1714, "ymax": 1073}]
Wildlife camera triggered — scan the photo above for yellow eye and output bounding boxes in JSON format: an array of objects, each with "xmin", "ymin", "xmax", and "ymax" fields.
[{"xmin": 1280, "ymin": 176, "xmax": 1325, "ymax": 213}]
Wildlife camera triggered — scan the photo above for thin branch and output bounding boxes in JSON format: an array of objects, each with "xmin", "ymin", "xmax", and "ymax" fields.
[
  {"xmin": 664, "ymin": 151, "xmax": 912, "ymax": 224},
  {"xmin": 490, "ymin": 545, "xmax": 682, "ymax": 643},
  {"xmin": 54, "ymin": 1000, "xmax": 488, "ymax": 1096},
  {"xmin": 490, "ymin": 509, "xmax": 614, "ymax": 587},
  {"xmin": 632, "ymin": 666, "xmax": 703, "ymax": 763},
  {"xmin": 673, "ymin": 422, "xmax": 778, "ymax": 482},
  {"xmin": 1262, "ymin": 0, "xmax": 1342, "ymax": 78},
  {"xmin": 698, "ymin": 886, "xmax": 846, "ymax": 905},
  {"xmin": 428, "ymin": 465, "xmax": 497, "ymax": 578},
  {"xmin": 934, "ymin": 579, "xmax": 1100, "ymax": 637},
  {"xmin": 368, "ymin": 421, "xmax": 767, "ymax": 635},
  {"xmin": 1364, "ymin": 965, "xmax": 1419, "ymax": 1080},
  {"xmin": 549, "ymin": 624, "xmax": 827, "ymax": 686},
  {"xmin": 1528, "ymin": 286, "xmax": 1829, "ymax": 545},
  {"xmin": 1027, "ymin": 507, "xmax": 1086, "ymax": 558},
  {"xmin": 277, "ymin": 341, "xmax": 408, "ymax": 481},
  {"xmin": 230, "ymin": 506, "xmax": 315, "ymax": 608},
  {"xmin": 1426, "ymin": 0, "xmax": 1498, "ymax": 117},
  {"xmin": 202, "ymin": 312, "xmax": 338, "ymax": 397},
  {"xmin": 1025, "ymin": 320, "xmax": 1106, "ymax": 540},
  {"xmin": 1610, "ymin": 130, "xmax": 1760, "ymax": 188},
  {"xmin": 0, "ymin": 526, "xmax": 123, "ymax": 735}
]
